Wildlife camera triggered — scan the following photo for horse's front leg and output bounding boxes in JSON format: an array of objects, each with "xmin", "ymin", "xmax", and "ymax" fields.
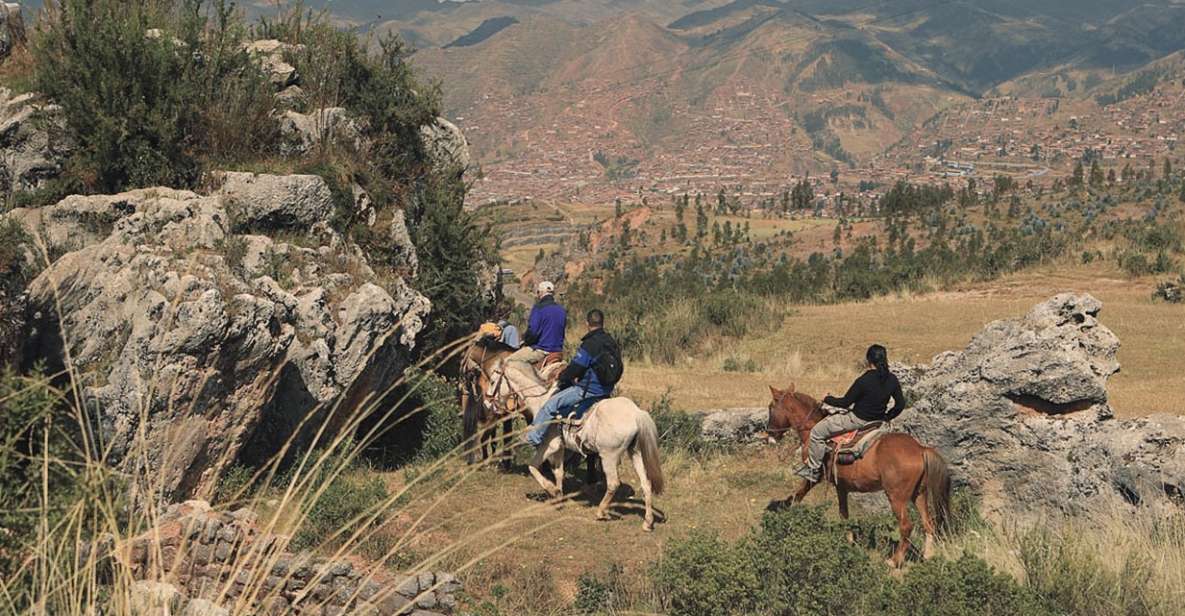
[
  {"xmin": 527, "ymin": 437, "xmax": 563, "ymax": 499},
  {"xmin": 770, "ymin": 478, "xmax": 816, "ymax": 511}
]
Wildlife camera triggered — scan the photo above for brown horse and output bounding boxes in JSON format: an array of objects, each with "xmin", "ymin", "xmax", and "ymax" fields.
[
  {"xmin": 460, "ymin": 336, "xmax": 531, "ymax": 466},
  {"xmin": 766, "ymin": 384, "xmax": 951, "ymax": 567}
]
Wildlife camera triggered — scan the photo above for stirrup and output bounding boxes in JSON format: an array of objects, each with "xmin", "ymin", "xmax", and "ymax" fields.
[{"xmin": 795, "ymin": 465, "xmax": 821, "ymax": 483}]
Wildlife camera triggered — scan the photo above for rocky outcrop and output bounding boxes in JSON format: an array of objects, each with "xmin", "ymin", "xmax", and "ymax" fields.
[
  {"xmin": 244, "ymin": 39, "xmax": 301, "ymax": 89},
  {"xmin": 0, "ymin": 3, "xmax": 24, "ymax": 61},
  {"xmin": 217, "ymin": 171, "xmax": 335, "ymax": 232},
  {"xmin": 898, "ymin": 293, "xmax": 1182, "ymax": 516},
  {"xmin": 699, "ymin": 294, "xmax": 1185, "ymax": 516},
  {"xmin": 0, "ymin": 88, "xmax": 70, "ymax": 196},
  {"xmin": 7, "ymin": 182, "xmax": 430, "ymax": 499},
  {"xmin": 420, "ymin": 117, "xmax": 470, "ymax": 177},
  {"xmin": 278, "ymin": 107, "xmax": 363, "ymax": 156},
  {"xmin": 110, "ymin": 500, "xmax": 460, "ymax": 616}
]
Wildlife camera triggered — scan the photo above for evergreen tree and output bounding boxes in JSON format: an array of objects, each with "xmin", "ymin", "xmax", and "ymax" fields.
[
  {"xmin": 1071, "ymin": 161, "xmax": 1085, "ymax": 186},
  {"xmin": 614, "ymin": 198, "xmax": 623, "ymax": 218},
  {"xmin": 1089, "ymin": 160, "xmax": 1104, "ymax": 187},
  {"xmin": 695, "ymin": 204, "xmax": 708, "ymax": 240}
]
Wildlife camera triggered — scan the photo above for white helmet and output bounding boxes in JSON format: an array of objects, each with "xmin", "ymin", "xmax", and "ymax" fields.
[{"xmin": 537, "ymin": 281, "xmax": 555, "ymax": 295}]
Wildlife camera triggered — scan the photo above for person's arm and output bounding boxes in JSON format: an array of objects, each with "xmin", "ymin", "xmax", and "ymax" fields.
[
  {"xmin": 823, "ymin": 377, "xmax": 864, "ymax": 409},
  {"xmin": 556, "ymin": 346, "xmax": 591, "ymax": 390},
  {"xmin": 886, "ymin": 379, "xmax": 907, "ymax": 421}
]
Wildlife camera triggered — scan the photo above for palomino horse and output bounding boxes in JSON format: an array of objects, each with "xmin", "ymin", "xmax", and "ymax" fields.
[
  {"xmin": 459, "ymin": 336, "xmax": 601, "ymax": 480},
  {"xmin": 498, "ymin": 365, "xmax": 665, "ymax": 531},
  {"xmin": 767, "ymin": 384, "xmax": 951, "ymax": 567}
]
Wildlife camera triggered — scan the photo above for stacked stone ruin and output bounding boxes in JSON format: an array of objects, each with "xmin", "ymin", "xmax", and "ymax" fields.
[{"xmin": 105, "ymin": 500, "xmax": 459, "ymax": 616}]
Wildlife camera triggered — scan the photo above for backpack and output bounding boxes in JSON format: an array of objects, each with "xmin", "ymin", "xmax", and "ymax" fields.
[{"xmin": 591, "ymin": 337, "xmax": 624, "ymax": 389}]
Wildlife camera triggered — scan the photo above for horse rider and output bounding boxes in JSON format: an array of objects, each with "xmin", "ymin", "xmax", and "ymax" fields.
[
  {"xmin": 507, "ymin": 281, "xmax": 567, "ymax": 378},
  {"xmin": 796, "ymin": 344, "xmax": 906, "ymax": 483},
  {"xmin": 498, "ymin": 319, "xmax": 521, "ymax": 349},
  {"xmin": 525, "ymin": 309, "xmax": 622, "ymax": 447}
]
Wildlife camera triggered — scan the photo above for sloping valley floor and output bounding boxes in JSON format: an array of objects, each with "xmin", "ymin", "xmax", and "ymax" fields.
[{"xmin": 371, "ymin": 263, "xmax": 1185, "ymax": 613}]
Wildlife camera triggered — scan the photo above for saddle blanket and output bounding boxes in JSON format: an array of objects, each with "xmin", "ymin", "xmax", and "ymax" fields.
[{"xmin": 828, "ymin": 421, "xmax": 890, "ymax": 461}]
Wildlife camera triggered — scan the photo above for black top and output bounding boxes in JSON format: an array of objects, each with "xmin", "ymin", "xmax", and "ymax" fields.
[{"xmin": 824, "ymin": 370, "xmax": 907, "ymax": 422}]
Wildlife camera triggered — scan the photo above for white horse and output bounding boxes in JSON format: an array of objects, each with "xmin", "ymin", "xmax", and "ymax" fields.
[{"xmin": 503, "ymin": 367, "xmax": 665, "ymax": 531}]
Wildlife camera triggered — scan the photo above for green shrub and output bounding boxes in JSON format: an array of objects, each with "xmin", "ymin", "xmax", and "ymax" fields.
[
  {"xmin": 0, "ymin": 367, "xmax": 77, "ymax": 583},
  {"xmin": 573, "ymin": 563, "xmax": 631, "ymax": 615},
  {"xmin": 33, "ymin": 0, "xmax": 278, "ymax": 193},
  {"xmin": 291, "ymin": 454, "xmax": 389, "ymax": 551},
  {"xmin": 874, "ymin": 554, "xmax": 1053, "ymax": 616},
  {"xmin": 649, "ymin": 392, "xmax": 723, "ymax": 458},
  {"xmin": 746, "ymin": 506, "xmax": 884, "ymax": 616},
  {"xmin": 406, "ymin": 367, "xmax": 463, "ymax": 464},
  {"xmin": 212, "ymin": 464, "xmax": 256, "ymax": 505},
  {"xmin": 652, "ymin": 531, "xmax": 760, "ymax": 616}
]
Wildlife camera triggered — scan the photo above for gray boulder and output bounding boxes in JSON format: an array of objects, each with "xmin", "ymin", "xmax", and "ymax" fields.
[
  {"xmin": 700, "ymin": 407, "xmax": 768, "ymax": 443},
  {"xmin": 420, "ymin": 117, "xmax": 470, "ymax": 177},
  {"xmin": 129, "ymin": 580, "xmax": 182, "ymax": 615},
  {"xmin": 0, "ymin": 88, "xmax": 70, "ymax": 196},
  {"xmin": 218, "ymin": 172, "xmax": 334, "ymax": 232},
  {"xmin": 8, "ymin": 183, "xmax": 430, "ymax": 499},
  {"xmin": 278, "ymin": 107, "xmax": 362, "ymax": 156},
  {"xmin": 0, "ymin": 3, "xmax": 24, "ymax": 60},
  {"xmin": 897, "ymin": 293, "xmax": 1181, "ymax": 516},
  {"xmin": 243, "ymin": 39, "xmax": 301, "ymax": 89}
]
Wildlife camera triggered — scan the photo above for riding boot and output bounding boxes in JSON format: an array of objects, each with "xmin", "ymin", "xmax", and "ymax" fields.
[{"xmin": 795, "ymin": 464, "xmax": 821, "ymax": 483}]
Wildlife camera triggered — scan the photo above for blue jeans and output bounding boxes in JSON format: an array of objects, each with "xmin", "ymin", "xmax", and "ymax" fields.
[{"xmin": 527, "ymin": 386, "xmax": 587, "ymax": 446}]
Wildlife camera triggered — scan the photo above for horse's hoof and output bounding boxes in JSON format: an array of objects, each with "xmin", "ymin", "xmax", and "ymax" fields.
[
  {"xmin": 642, "ymin": 521, "xmax": 654, "ymax": 532},
  {"xmin": 885, "ymin": 558, "xmax": 897, "ymax": 568},
  {"xmin": 765, "ymin": 499, "xmax": 788, "ymax": 512},
  {"xmin": 595, "ymin": 512, "xmax": 610, "ymax": 521}
]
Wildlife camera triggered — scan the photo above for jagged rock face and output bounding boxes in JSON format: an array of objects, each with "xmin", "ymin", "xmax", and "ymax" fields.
[
  {"xmin": 0, "ymin": 88, "xmax": 71, "ymax": 196},
  {"xmin": 897, "ymin": 293, "xmax": 1181, "ymax": 516},
  {"xmin": 7, "ymin": 183, "xmax": 430, "ymax": 499},
  {"xmin": 699, "ymin": 294, "xmax": 1185, "ymax": 517}
]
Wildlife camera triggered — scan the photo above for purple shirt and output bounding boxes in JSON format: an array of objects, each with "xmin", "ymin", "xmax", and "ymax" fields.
[{"xmin": 526, "ymin": 296, "xmax": 567, "ymax": 352}]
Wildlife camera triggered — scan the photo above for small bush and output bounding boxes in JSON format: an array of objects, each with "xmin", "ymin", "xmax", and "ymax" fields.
[
  {"xmin": 652, "ymin": 531, "xmax": 760, "ymax": 616},
  {"xmin": 649, "ymin": 392, "xmax": 723, "ymax": 458},
  {"xmin": 573, "ymin": 563, "xmax": 630, "ymax": 615},
  {"xmin": 33, "ymin": 0, "xmax": 279, "ymax": 193},
  {"xmin": 407, "ymin": 367, "xmax": 463, "ymax": 464},
  {"xmin": 291, "ymin": 455, "xmax": 389, "ymax": 551},
  {"xmin": 1152, "ymin": 274, "xmax": 1185, "ymax": 303},
  {"xmin": 747, "ymin": 506, "xmax": 884, "ymax": 616},
  {"xmin": 874, "ymin": 554, "xmax": 1053, "ymax": 616}
]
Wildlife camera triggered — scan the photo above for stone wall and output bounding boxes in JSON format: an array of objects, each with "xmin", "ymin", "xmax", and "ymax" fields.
[{"xmin": 106, "ymin": 500, "xmax": 459, "ymax": 616}]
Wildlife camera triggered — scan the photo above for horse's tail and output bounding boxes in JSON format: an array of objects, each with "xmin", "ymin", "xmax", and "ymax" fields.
[
  {"xmin": 635, "ymin": 410, "xmax": 665, "ymax": 495},
  {"xmin": 461, "ymin": 376, "xmax": 480, "ymax": 465},
  {"xmin": 922, "ymin": 447, "xmax": 951, "ymax": 534}
]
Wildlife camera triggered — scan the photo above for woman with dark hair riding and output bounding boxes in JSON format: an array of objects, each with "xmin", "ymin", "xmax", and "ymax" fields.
[{"xmin": 796, "ymin": 344, "xmax": 906, "ymax": 484}]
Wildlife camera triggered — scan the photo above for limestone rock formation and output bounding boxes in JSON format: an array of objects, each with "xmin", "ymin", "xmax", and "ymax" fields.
[
  {"xmin": 6, "ymin": 183, "xmax": 430, "ymax": 499},
  {"xmin": 0, "ymin": 3, "xmax": 24, "ymax": 61},
  {"xmin": 217, "ymin": 171, "xmax": 335, "ymax": 232},
  {"xmin": 699, "ymin": 294, "xmax": 1185, "ymax": 516},
  {"xmin": 0, "ymin": 88, "xmax": 70, "ymax": 196},
  {"xmin": 420, "ymin": 117, "xmax": 470, "ymax": 177},
  {"xmin": 899, "ymin": 293, "xmax": 1181, "ymax": 516},
  {"xmin": 277, "ymin": 107, "xmax": 362, "ymax": 156},
  {"xmin": 243, "ymin": 39, "xmax": 301, "ymax": 89}
]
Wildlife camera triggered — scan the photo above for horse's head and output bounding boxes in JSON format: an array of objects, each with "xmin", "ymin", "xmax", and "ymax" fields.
[{"xmin": 766, "ymin": 383, "xmax": 818, "ymax": 443}]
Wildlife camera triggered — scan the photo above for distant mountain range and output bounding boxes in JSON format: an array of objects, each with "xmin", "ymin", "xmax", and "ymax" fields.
[{"xmin": 308, "ymin": 0, "xmax": 1185, "ymax": 192}]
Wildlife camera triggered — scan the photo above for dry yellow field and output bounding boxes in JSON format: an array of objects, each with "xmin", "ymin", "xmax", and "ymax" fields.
[{"xmin": 616, "ymin": 262, "xmax": 1185, "ymax": 418}]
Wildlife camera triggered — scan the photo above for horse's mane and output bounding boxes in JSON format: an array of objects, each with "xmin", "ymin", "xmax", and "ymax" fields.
[{"xmin": 787, "ymin": 390, "xmax": 826, "ymax": 423}]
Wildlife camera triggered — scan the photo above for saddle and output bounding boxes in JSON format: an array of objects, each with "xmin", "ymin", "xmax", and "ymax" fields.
[
  {"xmin": 534, "ymin": 352, "xmax": 566, "ymax": 382},
  {"xmin": 826, "ymin": 421, "xmax": 889, "ymax": 465},
  {"xmin": 559, "ymin": 398, "xmax": 604, "ymax": 455}
]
